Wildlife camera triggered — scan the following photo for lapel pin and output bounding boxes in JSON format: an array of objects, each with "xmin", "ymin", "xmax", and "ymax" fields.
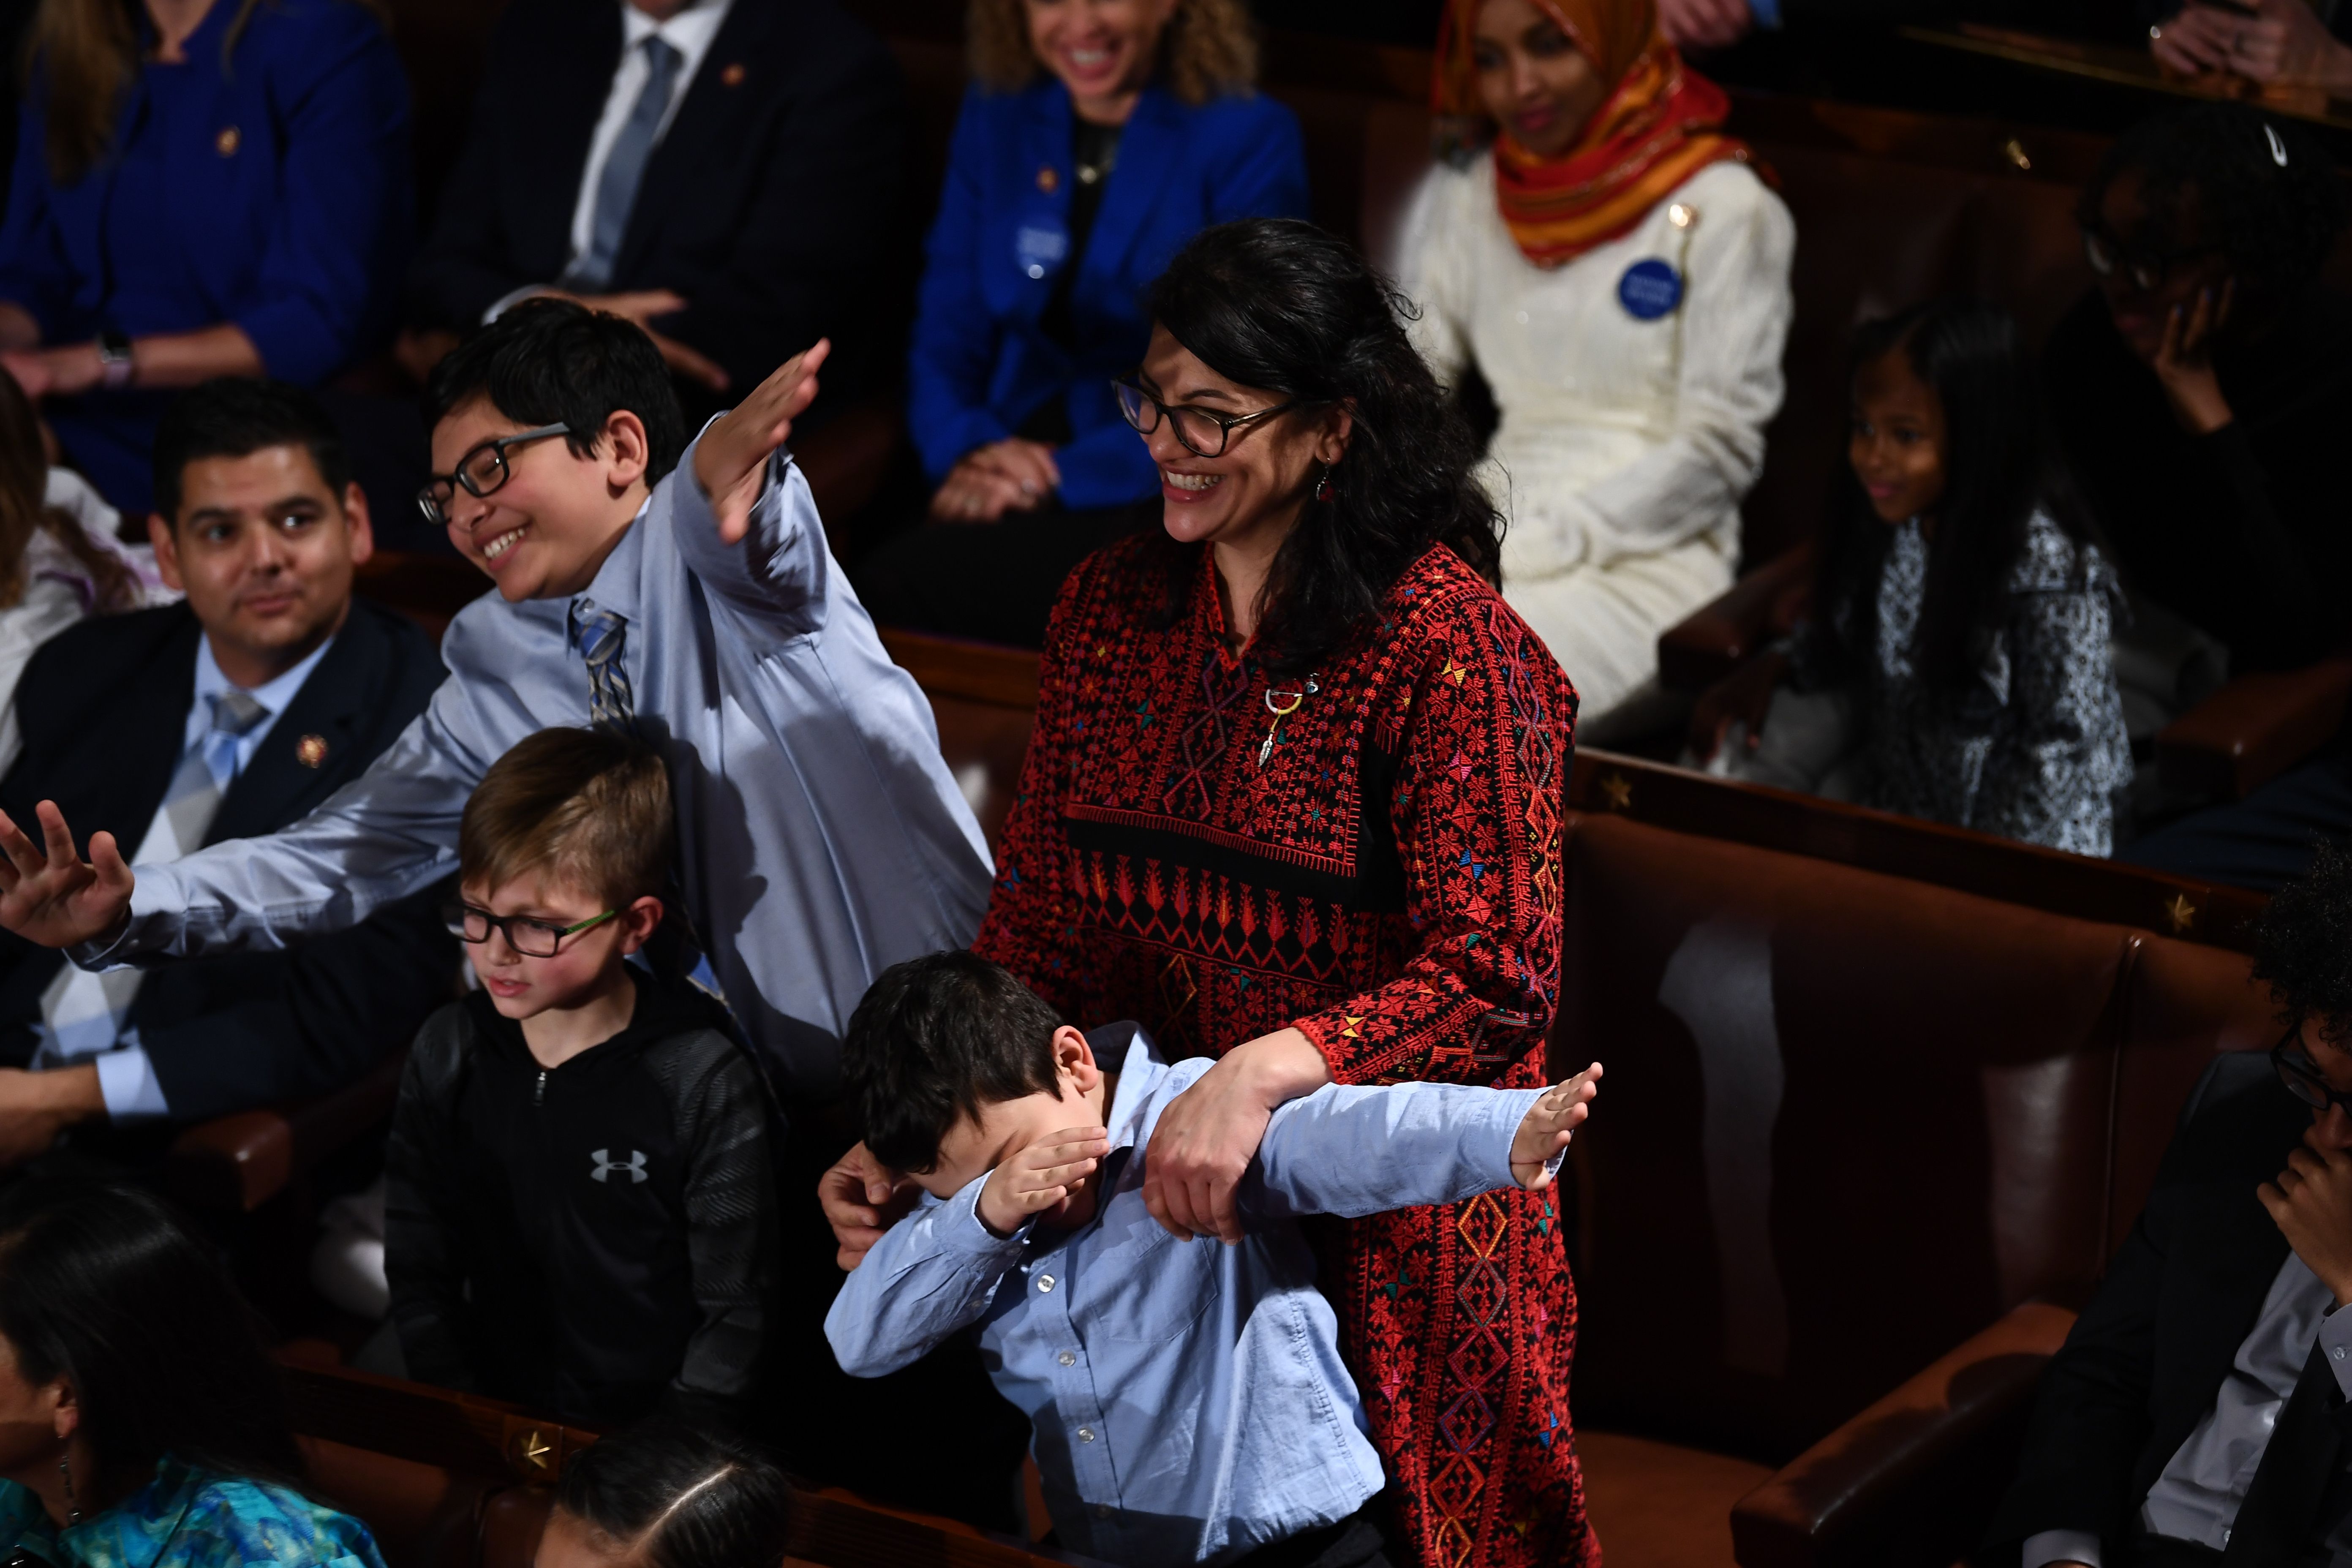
[
  {"xmin": 720, "ymin": 61, "xmax": 746, "ymax": 87},
  {"xmin": 215, "ymin": 125, "xmax": 240, "ymax": 157},
  {"xmin": 296, "ymin": 734, "xmax": 328, "ymax": 769},
  {"xmin": 1037, "ymin": 164, "xmax": 1059, "ymax": 194}
]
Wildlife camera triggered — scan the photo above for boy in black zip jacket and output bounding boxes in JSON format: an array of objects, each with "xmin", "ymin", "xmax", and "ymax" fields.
[{"xmin": 384, "ymin": 726, "xmax": 776, "ymax": 1429}]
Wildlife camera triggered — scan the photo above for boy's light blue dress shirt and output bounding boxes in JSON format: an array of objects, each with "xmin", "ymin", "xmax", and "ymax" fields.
[
  {"xmin": 826, "ymin": 1026, "xmax": 1545, "ymax": 1568},
  {"xmin": 81, "ymin": 439, "xmax": 993, "ymax": 1094}
]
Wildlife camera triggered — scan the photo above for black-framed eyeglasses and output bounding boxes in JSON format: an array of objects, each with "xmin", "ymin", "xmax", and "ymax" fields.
[
  {"xmin": 1111, "ymin": 378, "xmax": 1306, "ymax": 459},
  {"xmin": 2273, "ymin": 1027, "xmax": 2352, "ymax": 1113},
  {"xmin": 2080, "ymin": 226, "xmax": 2217, "ymax": 294},
  {"xmin": 446, "ymin": 901, "xmax": 619, "ymax": 958},
  {"xmin": 416, "ymin": 422, "xmax": 572, "ymax": 526}
]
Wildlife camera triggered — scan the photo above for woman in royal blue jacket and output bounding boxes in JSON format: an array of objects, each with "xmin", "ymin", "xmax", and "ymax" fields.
[
  {"xmin": 0, "ymin": 0, "xmax": 411, "ymax": 514},
  {"xmin": 852, "ymin": 0, "xmax": 1308, "ymax": 648}
]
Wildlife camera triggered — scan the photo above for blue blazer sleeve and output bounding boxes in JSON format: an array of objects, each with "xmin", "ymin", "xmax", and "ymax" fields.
[
  {"xmin": 229, "ymin": 3, "xmax": 413, "ymax": 380},
  {"xmin": 1051, "ymin": 93, "xmax": 1309, "ymax": 510},
  {"xmin": 0, "ymin": 90, "xmax": 74, "ymax": 338},
  {"xmin": 907, "ymin": 90, "xmax": 1015, "ymax": 482}
]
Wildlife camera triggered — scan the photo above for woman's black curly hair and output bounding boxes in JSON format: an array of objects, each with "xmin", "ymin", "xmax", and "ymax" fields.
[
  {"xmin": 2077, "ymin": 102, "xmax": 2344, "ymax": 308},
  {"xmin": 2252, "ymin": 839, "xmax": 2352, "ymax": 1039},
  {"xmin": 1141, "ymin": 218, "xmax": 1504, "ymax": 675}
]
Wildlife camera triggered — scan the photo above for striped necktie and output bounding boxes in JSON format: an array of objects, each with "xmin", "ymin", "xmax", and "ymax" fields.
[
  {"xmin": 567, "ymin": 35, "xmax": 683, "ymax": 292},
  {"xmin": 571, "ymin": 599, "xmax": 633, "ymax": 729},
  {"xmin": 35, "ymin": 690, "xmax": 269, "ymax": 1063}
]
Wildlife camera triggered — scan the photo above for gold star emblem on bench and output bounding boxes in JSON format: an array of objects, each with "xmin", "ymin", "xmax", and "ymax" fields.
[
  {"xmin": 512, "ymin": 1429, "xmax": 552, "ymax": 1474},
  {"xmin": 1598, "ymin": 773, "xmax": 1633, "ymax": 811},
  {"xmin": 2163, "ymin": 893, "xmax": 2197, "ymax": 936}
]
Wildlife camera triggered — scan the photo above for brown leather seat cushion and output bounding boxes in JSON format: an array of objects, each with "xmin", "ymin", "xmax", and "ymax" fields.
[{"xmin": 1577, "ymin": 1429, "xmax": 1772, "ymax": 1568}]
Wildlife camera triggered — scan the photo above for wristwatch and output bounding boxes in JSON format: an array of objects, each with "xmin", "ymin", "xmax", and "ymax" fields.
[{"xmin": 95, "ymin": 329, "xmax": 133, "ymax": 391}]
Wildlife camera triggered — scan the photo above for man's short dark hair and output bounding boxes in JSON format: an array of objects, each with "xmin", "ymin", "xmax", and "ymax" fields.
[
  {"xmin": 425, "ymin": 299, "xmax": 687, "ymax": 487},
  {"xmin": 842, "ymin": 951, "xmax": 1066, "ymax": 1173},
  {"xmin": 2254, "ymin": 839, "xmax": 2352, "ymax": 1040},
  {"xmin": 152, "ymin": 378, "xmax": 352, "ymax": 522}
]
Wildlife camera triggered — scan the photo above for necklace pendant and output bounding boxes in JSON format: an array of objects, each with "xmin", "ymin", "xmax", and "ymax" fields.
[{"xmin": 1258, "ymin": 727, "xmax": 1277, "ymax": 768}]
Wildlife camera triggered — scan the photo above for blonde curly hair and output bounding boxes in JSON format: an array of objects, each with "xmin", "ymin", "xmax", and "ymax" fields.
[{"xmin": 966, "ymin": 0, "xmax": 1261, "ymax": 106}]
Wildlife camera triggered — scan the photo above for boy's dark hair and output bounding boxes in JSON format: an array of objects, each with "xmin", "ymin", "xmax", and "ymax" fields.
[
  {"xmin": 555, "ymin": 1418, "xmax": 791, "ymax": 1568},
  {"xmin": 425, "ymin": 298, "xmax": 687, "ymax": 487},
  {"xmin": 0, "ymin": 1182, "xmax": 307, "ymax": 1495},
  {"xmin": 152, "ymin": 378, "xmax": 353, "ymax": 523},
  {"xmin": 2078, "ymin": 103, "xmax": 2344, "ymax": 308},
  {"xmin": 460, "ymin": 727, "xmax": 675, "ymax": 907},
  {"xmin": 2253, "ymin": 839, "xmax": 2352, "ymax": 1042},
  {"xmin": 842, "ymin": 950, "xmax": 1065, "ymax": 1173}
]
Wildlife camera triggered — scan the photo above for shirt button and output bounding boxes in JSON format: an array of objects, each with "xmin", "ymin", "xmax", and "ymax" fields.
[
  {"xmin": 1037, "ymin": 1274, "xmax": 1056, "ymax": 1293},
  {"xmin": 1094, "ymin": 1504, "xmax": 1113, "ymax": 1518},
  {"xmin": 1077, "ymin": 1427, "xmax": 1096, "ymax": 1443},
  {"xmin": 1058, "ymin": 1350, "xmax": 1077, "ymax": 1367}
]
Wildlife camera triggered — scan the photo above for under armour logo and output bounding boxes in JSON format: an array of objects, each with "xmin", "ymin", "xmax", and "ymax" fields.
[{"xmin": 590, "ymin": 1149, "xmax": 648, "ymax": 1184}]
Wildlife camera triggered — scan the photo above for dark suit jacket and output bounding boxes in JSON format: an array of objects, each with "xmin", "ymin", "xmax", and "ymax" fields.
[
  {"xmin": 1986, "ymin": 1050, "xmax": 2350, "ymax": 1559},
  {"xmin": 0, "ymin": 600, "xmax": 456, "ymax": 1124},
  {"xmin": 406, "ymin": 0, "xmax": 905, "ymax": 420}
]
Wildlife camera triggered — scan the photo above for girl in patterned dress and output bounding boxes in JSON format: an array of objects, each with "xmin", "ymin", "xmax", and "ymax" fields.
[
  {"xmin": 0, "ymin": 1184, "xmax": 388, "ymax": 1568},
  {"xmin": 1690, "ymin": 298, "xmax": 2132, "ymax": 855},
  {"xmin": 827, "ymin": 217, "xmax": 1589, "ymax": 1567}
]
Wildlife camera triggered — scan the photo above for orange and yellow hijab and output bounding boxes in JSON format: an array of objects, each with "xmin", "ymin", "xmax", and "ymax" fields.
[{"xmin": 1433, "ymin": 0, "xmax": 1754, "ymax": 267}]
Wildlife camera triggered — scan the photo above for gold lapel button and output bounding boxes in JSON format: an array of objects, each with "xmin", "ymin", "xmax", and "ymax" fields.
[
  {"xmin": 296, "ymin": 734, "xmax": 328, "ymax": 769},
  {"xmin": 215, "ymin": 125, "xmax": 240, "ymax": 157},
  {"xmin": 719, "ymin": 61, "xmax": 746, "ymax": 87},
  {"xmin": 1037, "ymin": 164, "xmax": 1059, "ymax": 194}
]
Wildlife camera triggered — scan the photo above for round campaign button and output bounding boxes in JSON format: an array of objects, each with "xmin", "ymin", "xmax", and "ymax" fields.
[{"xmin": 1617, "ymin": 258, "xmax": 1685, "ymax": 321}]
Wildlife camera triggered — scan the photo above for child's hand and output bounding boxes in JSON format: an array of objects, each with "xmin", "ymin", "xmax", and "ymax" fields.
[
  {"xmin": 692, "ymin": 339, "xmax": 830, "ymax": 544},
  {"xmin": 978, "ymin": 1126, "xmax": 1111, "ymax": 1238},
  {"xmin": 1510, "ymin": 1063, "xmax": 1601, "ymax": 1191}
]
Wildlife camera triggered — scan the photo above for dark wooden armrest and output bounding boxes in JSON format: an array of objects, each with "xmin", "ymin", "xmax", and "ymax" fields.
[
  {"xmin": 2155, "ymin": 654, "xmax": 2352, "ymax": 806},
  {"xmin": 1729, "ymin": 1300, "xmax": 2075, "ymax": 1568},
  {"xmin": 162, "ymin": 1051, "xmax": 407, "ymax": 1213},
  {"xmin": 1657, "ymin": 542, "xmax": 1815, "ymax": 693}
]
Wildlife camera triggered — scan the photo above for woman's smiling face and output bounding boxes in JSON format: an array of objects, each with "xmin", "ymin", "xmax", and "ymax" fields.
[{"xmin": 1133, "ymin": 325, "xmax": 1349, "ymax": 559}]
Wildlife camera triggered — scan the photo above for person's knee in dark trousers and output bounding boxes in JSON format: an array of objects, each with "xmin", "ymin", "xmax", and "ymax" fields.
[{"xmin": 2121, "ymin": 755, "xmax": 2352, "ymax": 893}]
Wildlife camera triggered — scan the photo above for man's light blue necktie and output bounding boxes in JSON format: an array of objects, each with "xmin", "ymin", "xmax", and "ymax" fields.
[{"xmin": 567, "ymin": 35, "xmax": 683, "ymax": 292}]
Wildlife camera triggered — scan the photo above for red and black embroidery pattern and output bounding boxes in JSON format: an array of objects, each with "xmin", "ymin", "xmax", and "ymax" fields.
[{"xmin": 974, "ymin": 539, "xmax": 1592, "ymax": 1568}]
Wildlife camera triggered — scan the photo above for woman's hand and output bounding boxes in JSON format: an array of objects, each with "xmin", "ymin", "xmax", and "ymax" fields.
[
  {"xmin": 1510, "ymin": 1063, "xmax": 1601, "ymax": 1190},
  {"xmin": 817, "ymin": 1140, "xmax": 920, "ymax": 1271},
  {"xmin": 2152, "ymin": 280, "xmax": 2235, "ymax": 436},
  {"xmin": 929, "ymin": 439, "xmax": 1059, "ymax": 524},
  {"xmin": 1142, "ymin": 1027, "xmax": 1333, "ymax": 1244},
  {"xmin": 2222, "ymin": 0, "xmax": 2352, "ymax": 87},
  {"xmin": 1656, "ymin": 0, "xmax": 1754, "ymax": 49},
  {"xmin": 2149, "ymin": 4, "xmax": 2240, "ymax": 75},
  {"xmin": 1688, "ymin": 648, "xmax": 1789, "ymax": 766}
]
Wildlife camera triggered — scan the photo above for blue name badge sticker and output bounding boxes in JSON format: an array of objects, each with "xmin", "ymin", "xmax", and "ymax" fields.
[
  {"xmin": 1617, "ymin": 258, "xmax": 1685, "ymax": 321},
  {"xmin": 1015, "ymin": 220, "xmax": 1071, "ymax": 282}
]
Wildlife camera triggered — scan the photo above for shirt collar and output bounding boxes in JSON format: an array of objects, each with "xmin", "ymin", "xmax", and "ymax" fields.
[
  {"xmin": 193, "ymin": 629, "xmax": 335, "ymax": 732},
  {"xmin": 618, "ymin": 0, "xmax": 735, "ymax": 61},
  {"xmin": 575, "ymin": 501, "xmax": 651, "ymax": 624},
  {"xmin": 1100, "ymin": 1029, "xmax": 1175, "ymax": 1155}
]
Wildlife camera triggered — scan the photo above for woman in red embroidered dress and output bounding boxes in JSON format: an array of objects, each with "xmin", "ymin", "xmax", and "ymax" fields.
[{"xmin": 828, "ymin": 220, "xmax": 1586, "ymax": 1567}]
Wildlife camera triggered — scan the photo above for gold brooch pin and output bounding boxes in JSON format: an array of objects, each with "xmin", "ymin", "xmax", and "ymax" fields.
[
  {"xmin": 719, "ymin": 61, "xmax": 746, "ymax": 87},
  {"xmin": 296, "ymin": 734, "xmax": 328, "ymax": 769},
  {"xmin": 1037, "ymin": 165, "xmax": 1059, "ymax": 194},
  {"xmin": 215, "ymin": 125, "xmax": 240, "ymax": 157}
]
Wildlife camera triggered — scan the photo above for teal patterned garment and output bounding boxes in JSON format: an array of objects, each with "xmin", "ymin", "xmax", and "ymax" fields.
[{"xmin": 0, "ymin": 1455, "xmax": 386, "ymax": 1568}]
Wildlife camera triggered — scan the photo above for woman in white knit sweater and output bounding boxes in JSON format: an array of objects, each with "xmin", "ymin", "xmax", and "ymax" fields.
[{"xmin": 1399, "ymin": 0, "xmax": 1794, "ymax": 723}]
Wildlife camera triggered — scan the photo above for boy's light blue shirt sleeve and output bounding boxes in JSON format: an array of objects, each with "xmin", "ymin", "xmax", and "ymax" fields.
[
  {"xmin": 1246, "ymin": 1080, "xmax": 1545, "ymax": 1222},
  {"xmin": 664, "ymin": 433, "xmax": 827, "ymax": 635},
  {"xmin": 824, "ymin": 1174, "xmax": 1032, "ymax": 1378}
]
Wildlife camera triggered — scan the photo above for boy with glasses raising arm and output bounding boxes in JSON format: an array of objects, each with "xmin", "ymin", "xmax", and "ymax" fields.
[{"xmin": 385, "ymin": 725, "xmax": 776, "ymax": 1428}]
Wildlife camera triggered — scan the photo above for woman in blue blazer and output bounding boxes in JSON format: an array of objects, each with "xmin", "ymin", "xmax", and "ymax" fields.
[
  {"xmin": 0, "ymin": 0, "xmax": 411, "ymax": 514},
  {"xmin": 853, "ymin": 0, "xmax": 1308, "ymax": 648}
]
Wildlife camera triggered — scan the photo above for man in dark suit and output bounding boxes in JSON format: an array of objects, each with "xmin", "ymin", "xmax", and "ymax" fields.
[
  {"xmin": 406, "ymin": 0, "xmax": 904, "ymax": 425},
  {"xmin": 1989, "ymin": 842, "xmax": 2352, "ymax": 1568},
  {"xmin": 0, "ymin": 379, "xmax": 454, "ymax": 1162}
]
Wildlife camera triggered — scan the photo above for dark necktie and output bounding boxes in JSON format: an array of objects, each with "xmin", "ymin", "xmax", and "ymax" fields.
[
  {"xmin": 567, "ymin": 35, "xmax": 682, "ymax": 291},
  {"xmin": 2222, "ymin": 1339, "xmax": 2348, "ymax": 1567}
]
